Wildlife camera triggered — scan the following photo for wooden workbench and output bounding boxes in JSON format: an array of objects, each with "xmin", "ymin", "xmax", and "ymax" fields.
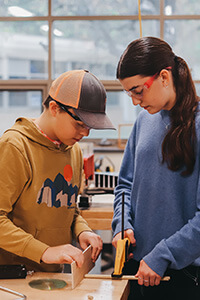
[
  {"xmin": 0, "ymin": 272, "xmax": 129, "ymax": 300},
  {"xmin": 79, "ymin": 194, "xmax": 114, "ymax": 230},
  {"xmin": 80, "ymin": 203, "xmax": 113, "ymax": 230}
]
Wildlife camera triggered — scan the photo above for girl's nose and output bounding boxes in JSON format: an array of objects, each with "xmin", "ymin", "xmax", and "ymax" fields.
[{"xmin": 131, "ymin": 96, "xmax": 142, "ymax": 106}]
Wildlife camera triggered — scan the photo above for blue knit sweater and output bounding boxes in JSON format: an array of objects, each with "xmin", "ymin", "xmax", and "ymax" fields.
[{"xmin": 112, "ymin": 106, "xmax": 200, "ymax": 277}]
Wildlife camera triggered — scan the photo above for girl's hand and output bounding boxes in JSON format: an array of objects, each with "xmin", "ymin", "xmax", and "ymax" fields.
[
  {"xmin": 112, "ymin": 229, "xmax": 136, "ymax": 260},
  {"xmin": 135, "ymin": 259, "xmax": 162, "ymax": 286},
  {"xmin": 112, "ymin": 229, "xmax": 136, "ymax": 248}
]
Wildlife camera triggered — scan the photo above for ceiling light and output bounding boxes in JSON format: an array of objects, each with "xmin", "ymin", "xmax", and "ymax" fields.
[
  {"xmin": 40, "ymin": 25, "xmax": 63, "ymax": 37},
  {"xmin": 8, "ymin": 6, "xmax": 33, "ymax": 17},
  {"xmin": 40, "ymin": 25, "xmax": 49, "ymax": 32},
  {"xmin": 165, "ymin": 5, "xmax": 172, "ymax": 16},
  {"xmin": 53, "ymin": 29, "xmax": 63, "ymax": 37}
]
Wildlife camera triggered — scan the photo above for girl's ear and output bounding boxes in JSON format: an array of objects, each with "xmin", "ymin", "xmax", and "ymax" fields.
[
  {"xmin": 160, "ymin": 69, "xmax": 170, "ymax": 87},
  {"xmin": 49, "ymin": 100, "xmax": 59, "ymax": 117}
]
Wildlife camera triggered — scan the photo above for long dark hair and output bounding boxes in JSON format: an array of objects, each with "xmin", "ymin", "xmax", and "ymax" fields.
[{"xmin": 117, "ymin": 37, "xmax": 198, "ymax": 176}]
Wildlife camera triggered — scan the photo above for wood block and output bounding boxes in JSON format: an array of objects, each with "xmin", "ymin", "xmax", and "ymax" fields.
[{"xmin": 71, "ymin": 245, "xmax": 95, "ymax": 289}]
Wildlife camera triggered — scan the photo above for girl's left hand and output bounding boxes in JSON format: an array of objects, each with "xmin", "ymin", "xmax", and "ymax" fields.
[
  {"xmin": 78, "ymin": 231, "xmax": 103, "ymax": 262},
  {"xmin": 135, "ymin": 259, "xmax": 162, "ymax": 286}
]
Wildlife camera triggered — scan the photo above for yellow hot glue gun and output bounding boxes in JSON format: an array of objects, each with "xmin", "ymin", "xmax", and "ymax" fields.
[
  {"xmin": 112, "ymin": 192, "xmax": 131, "ymax": 278},
  {"xmin": 112, "ymin": 237, "xmax": 130, "ymax": 277}
]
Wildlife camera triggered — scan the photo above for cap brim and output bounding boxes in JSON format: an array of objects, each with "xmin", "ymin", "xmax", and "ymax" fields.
[{"xmin": 73, "ymin": 109, "xmax": 116, "ymax": 130}]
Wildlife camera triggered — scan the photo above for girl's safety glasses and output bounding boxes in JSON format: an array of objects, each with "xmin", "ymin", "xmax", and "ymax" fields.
[{"xmin": 124, "ymin": 67, "xmax": 172, "ymax": 100}]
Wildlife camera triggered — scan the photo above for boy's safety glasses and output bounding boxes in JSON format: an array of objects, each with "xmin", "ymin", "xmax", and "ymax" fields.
[
  {"xmin": 54, "ymin": 100, "xmax": 90, "ymax": 130},
  {"xmin": 54, "ymin": 100, "xmax": 82, "ymax": 121}
]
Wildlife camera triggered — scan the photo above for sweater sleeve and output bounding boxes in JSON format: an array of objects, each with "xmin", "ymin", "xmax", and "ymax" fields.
[
  {"xmin": 0, "ymin": 142, "xmax": 48, "ymax": 263},
  {"xmin": 143, "ymin": 176, "xmax": 200, "ymax": 277},
  {"xmin": 143, "ymin": 211, "xmax": 200, "ymax": 277},
  {"xmin": 112, "ymin": 124, "xmax": 136, "ymax": 236}
]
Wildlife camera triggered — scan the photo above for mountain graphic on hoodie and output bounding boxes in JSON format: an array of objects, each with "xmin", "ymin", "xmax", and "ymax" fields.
[{"xmin": 37, "ymin": 173, "xmax": 78, "ymax": 208}]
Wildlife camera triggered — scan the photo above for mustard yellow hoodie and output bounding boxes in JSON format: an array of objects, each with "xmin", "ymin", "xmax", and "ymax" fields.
[{"xmin": 0, "ymin": 117, "xmax": 91, "ymax": 271}]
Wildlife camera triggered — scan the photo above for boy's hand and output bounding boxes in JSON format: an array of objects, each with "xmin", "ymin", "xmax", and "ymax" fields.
[
  {"xmin": 78, "ymin": 231, "xmax": 103, "ymax": 262},
  {"xmin": 41, "ymin": 244, "xmax": 84, "ymax": 267}
]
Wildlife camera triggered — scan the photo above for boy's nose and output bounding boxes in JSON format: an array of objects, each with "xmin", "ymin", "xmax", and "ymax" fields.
[{"xmin": 82, "ymin": 127, "xmax": 90, "ymax": 137}]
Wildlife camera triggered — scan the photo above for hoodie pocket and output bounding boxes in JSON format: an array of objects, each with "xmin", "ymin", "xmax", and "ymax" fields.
[{"xmin": 35, "ymin": 227, "xmax": 72, "ymax": 246}]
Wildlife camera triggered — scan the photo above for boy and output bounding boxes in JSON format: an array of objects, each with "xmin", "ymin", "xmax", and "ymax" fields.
[{"xmin": 0, "ymin": 70, "xmax": 115, "ymax": 272}]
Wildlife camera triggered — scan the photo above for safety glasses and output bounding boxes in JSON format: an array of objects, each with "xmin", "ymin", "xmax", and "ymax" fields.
[
  {"xmin": 54, "ymin": 100, "xmax": 82, "ymax": 122},
  {"xmin": 124, "ymin": 67, "xmax": 172, "ymax": 100},
  {"xmin": 54, "ymin": 100, "xmax": 90, "ymax": 130}
]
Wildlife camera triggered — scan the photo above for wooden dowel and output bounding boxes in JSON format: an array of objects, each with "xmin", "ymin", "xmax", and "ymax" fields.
[{"xmin": 85, "ymin": 274, "xmax": 170, "ymax": 281}]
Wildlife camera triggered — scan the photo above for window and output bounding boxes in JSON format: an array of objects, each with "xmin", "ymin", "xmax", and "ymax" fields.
[
  {"xmin": 0, "ymin": 1, "xmax": 48, "ymax": 17},
  {"xmin": 52, "ymin": 20, "xmax": 159, "ymax": 80},
  {"xmin": 0, "ymin": 90, "xmax": 42, "ymax": 135},
  {"xmin": 0, "ymin": 21, "xmax": 48, "ymax": 80},
  {"xmin": 0, "ymin": 0, "xmax": 200, "ymax": 140},
  {"xmin": 51, "ymin": 0, "xmax": 160, "ymax": 16}
]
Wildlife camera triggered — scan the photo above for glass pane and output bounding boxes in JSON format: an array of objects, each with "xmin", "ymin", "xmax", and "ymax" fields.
[
  {"xmin": 165, "ymin": 0, "xmax": 200, "ymax": 15},
  {"xmin": 0, "ymin": 91, "xmax": 42, "ymax": 136},
  {"xmin": 53, "ymin": 20, "xmax": 159, "ymax": 80},
  {"xmin": 0, "ymin": 59, "xmax": 2, "ymax": 79},
  {"xmin": 52, "ymin": 0, "xmax": 159, "ymax": 16},
  {"xmin": 164, "ymin": 20, "xmax": 200, "ymax": 80},
  {"xmin": 84, "ymin": 91, "xmax": 142, "ymax": 140},
  {"xmin": 0, "ymin": 0, "xmax": 48, "ymax": 17},
  {"xmin": 195, "ymin": 83, "xmax": 200, "ymax": 96},
  {"xmin": 0, "ymin": 22, "xmax": 48, "ymax": 79}
]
